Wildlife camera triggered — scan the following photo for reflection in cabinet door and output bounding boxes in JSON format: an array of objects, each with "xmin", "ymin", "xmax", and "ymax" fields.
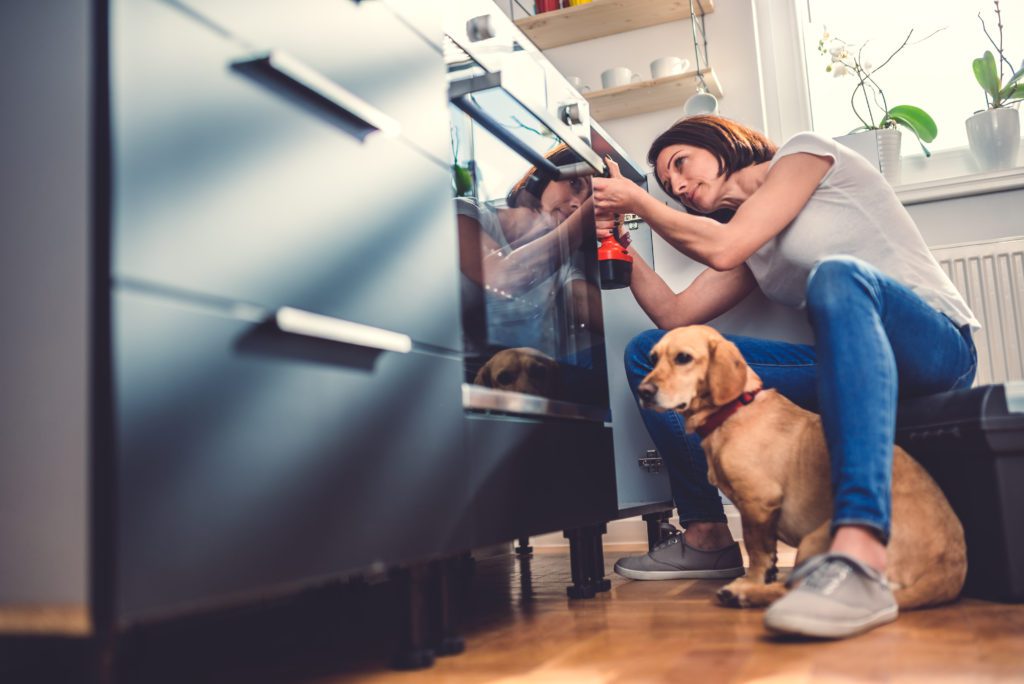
[
  {"xmin": 112, "ymin": 0, "xmax": 461, "ymax": 350},
  {"xmin": 113, "ymin": 288, "xmax": 466, "ymax": 626}
]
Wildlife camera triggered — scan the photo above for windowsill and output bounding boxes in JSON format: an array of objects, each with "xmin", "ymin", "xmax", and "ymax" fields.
[
  {"xmin": 895, "ymin": 166, "xmax": 1024, "ymax": 205},
  {"xmin": 891, "ymin": 147, "xmax": 1024, "ymax": 205}
]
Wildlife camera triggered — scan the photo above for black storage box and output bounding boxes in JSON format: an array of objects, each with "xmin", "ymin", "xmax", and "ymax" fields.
[{"xmin": 896, "ymin": 383, "xmax": 1024, "ymax": 602}]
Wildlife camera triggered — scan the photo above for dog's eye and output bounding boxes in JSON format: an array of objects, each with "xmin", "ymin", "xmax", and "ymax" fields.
[
  {"xmin": 496, "ymin": 371, "xmax": 515, "ymax": 386},
  {"xmin": 649, "ymin": 352, "xmax": 659, "ymax": 365},
  {"xmin": 674, "ymin": 352, "xmax": 693, "ymax": 365}
]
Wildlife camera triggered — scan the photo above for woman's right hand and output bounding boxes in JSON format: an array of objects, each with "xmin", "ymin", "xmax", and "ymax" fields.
[{"xmin": 595, "ymin": 208, "xmax": 618, "ymax": 241}]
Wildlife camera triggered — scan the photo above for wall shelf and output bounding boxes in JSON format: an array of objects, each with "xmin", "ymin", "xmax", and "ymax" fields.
[
  {"xmin": 515, "ymin": 0, "xmax": 715, "ymax": 50},
  {"xmin": 585, "ymin": 68, "xmax": 721, "ymax": 121}
]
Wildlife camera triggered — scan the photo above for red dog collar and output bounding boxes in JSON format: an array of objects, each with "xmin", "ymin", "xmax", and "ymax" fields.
[{"xmin": 695, "ymin": 389, "xmax": 761, "ymax": 440}]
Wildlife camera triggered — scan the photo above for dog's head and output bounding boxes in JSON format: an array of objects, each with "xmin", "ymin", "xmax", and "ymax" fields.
[
  {"xmin": 474, "ymin": 347, "xmax": 559, "ymax": 397},
  {"xmin": 637, "ymin": 326, "xmax": 750, "ymax": 415}
]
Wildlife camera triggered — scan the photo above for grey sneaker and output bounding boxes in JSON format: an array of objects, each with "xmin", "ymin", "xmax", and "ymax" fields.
[
  {"xmin": 613, "ymin": 531, "xmax": 745, "ymax": 580},
  {"xmin": 764, "ymin": 553, "xmax": 898, "ymax": 639}
]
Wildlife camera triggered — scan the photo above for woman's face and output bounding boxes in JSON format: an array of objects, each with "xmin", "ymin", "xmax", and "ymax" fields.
[
  {"xmin": 654, "ymin": 144, "xmax": 724, "ymax": 214},
  {"xmin": 538, "ymin": 176, "xmax": 591, "ymax": 225}
]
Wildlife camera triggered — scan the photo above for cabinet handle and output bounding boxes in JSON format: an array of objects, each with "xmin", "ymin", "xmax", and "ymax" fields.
[
  {"xmin": 275, "ymin": 307, "xmax": 412, "ymax": 353},
  {"xmin": 233, "ymin": 50, "xmax": 401, "ymax": 139}
]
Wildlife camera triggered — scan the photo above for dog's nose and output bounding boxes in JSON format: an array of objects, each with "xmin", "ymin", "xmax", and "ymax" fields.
[{"xmin": 637, "ymin": 382, "xmax": 657, "ymax": 403}]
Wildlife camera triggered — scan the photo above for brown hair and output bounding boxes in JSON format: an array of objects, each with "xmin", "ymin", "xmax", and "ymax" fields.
[
  {"xmin": 506, "ymin": 144, "xmax": 586, "ymax": 209},
  {"xmin": 647, "ymin": 115, "xmax": 777, "ymax": 198}
]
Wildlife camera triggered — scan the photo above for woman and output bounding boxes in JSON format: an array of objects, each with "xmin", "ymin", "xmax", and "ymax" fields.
[{"xmin": 593, "ymin": 115, "xmax": 978, "ymax": 638}]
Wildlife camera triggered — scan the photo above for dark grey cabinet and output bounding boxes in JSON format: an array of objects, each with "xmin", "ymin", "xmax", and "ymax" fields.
[
  {"xmin": 112, "ymin": 0, "xmax": 461, "ymax": 351},
  {"xmin": 113, "ymin": 288, "xmax": 466, "ymax": 624}
]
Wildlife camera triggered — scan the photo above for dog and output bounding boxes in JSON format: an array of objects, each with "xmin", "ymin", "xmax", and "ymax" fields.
[
  {"xmin": 637, "ymin": 325, "xmax": 966, "ymax": 609},
  {"xmin": 474, "ymin": 347, "xmax": 559, "ymax": 398}
]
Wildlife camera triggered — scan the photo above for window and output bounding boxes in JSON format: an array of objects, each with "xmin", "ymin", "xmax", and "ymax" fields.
[{"xmin": 798, "ymin": 0, "xmax": 1022, "ymax": 158}]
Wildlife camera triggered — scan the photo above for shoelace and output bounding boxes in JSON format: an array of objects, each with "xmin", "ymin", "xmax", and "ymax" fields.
[
  {"xmin": 651, "ymin": 527, "xmax": 682, "ymax": 552},
  {"xmin": 787, "ymin": 552, "xmax": 889, "ymax": 592}
]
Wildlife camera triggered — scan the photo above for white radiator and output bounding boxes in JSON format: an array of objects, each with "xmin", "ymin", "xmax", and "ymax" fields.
[{"xmin": 930, "ymin": 237, "xmax": 1024, "ymax": 386}]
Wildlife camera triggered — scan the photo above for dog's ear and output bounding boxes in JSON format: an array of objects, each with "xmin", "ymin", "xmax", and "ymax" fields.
[
  {"xmin": 474, "ymin": 364, "xmax": 493, "ymax": 388},
  {"xmin": 707, "ymin": 337, "xmax": 746, "ymax": 405}
]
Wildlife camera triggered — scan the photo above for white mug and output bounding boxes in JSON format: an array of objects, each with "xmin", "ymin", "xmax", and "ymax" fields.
[
  {"xmin": 650, "ymin": 56, "xmax": 690, "ymax": 80},
  {"xmin": 683, "ymin": 91, "xmax": 719, "ymax": 116},
  {"xmin": 601, "ymin": 67, "xmax": 642, "ymax": 89},
  {"xmin": 567, "ymin": 75, "xmax": 591, "ymax": 93}
]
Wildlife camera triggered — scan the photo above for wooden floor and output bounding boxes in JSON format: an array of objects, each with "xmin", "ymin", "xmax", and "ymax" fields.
[
  {"xmin": 5, "ymin": 545, "xmax": 1023, "ymax": 682},
  {"xmin": 336, "ymin": 545, "xmax": 1024, "ymax": 684}
]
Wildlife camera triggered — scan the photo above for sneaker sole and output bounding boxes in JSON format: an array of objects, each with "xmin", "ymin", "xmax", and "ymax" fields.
[
  {"xmin": 613, "ymin": 562, "xmax": 745, "ymax": 581},
  {"xmin": 764, "ymin": 604, "xmax": 899, "ymax": 639}
]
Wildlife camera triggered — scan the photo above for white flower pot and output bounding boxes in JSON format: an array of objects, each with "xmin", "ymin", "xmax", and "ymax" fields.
[
  {"xmin": 834, "ymin": 128, "xmax": 902, "ymax": 185},
  {"xmin": 966, "ymin": 108, "xmax": 1021, "ymax": 172}
]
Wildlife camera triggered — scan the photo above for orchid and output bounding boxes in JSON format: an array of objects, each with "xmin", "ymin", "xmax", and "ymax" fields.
[
  {"xmin": 973, "ymin": 1, "xmax": 1024, "ymax": 110},
  {"xmin": 818, "ymin": 28, "xmax": 939, "ymax": 156}
]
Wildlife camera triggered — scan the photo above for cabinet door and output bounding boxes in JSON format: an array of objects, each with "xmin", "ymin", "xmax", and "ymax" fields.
[
  {"xmin": 168, "ymin": 0, "xmax": 451, "ymax": 164},
  {"xmin": 112, "ymin": 0, "xmax": 460, "ymax": 350},
  {"xmin": 113, "ymin": 287, "xmax": 467, "ymax": 626}
]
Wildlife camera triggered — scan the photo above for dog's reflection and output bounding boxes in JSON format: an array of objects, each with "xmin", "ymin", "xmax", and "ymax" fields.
[{"xmin": 473, "ymin": 347, "xmax": 559, "ymax": 398}]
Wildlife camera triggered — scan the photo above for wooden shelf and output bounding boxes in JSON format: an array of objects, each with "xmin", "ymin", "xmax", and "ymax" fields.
[
  {"xmin": 585, "ymin": 68, "xmax": 721, "ymax": 121},
  {"xmin": 515, "ymin": 0, "xmax": 715, "ymax": 50}
]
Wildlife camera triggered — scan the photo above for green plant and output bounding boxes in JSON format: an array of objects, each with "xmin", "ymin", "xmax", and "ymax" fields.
[
  {"xmin": 973, "ymin": 1, "xmax": 1024, "ymax": 110},
  {"xmin": 818, "ymin": 28, "xmax": 939, "ymax": 156}
]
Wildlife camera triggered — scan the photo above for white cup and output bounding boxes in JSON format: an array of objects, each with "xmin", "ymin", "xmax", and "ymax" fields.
[
  {"xmin": 683, "ymin": 91, "xmax": 719, "ymax": 116},
  {"xmin": 567, "ymin": 75, "xmax": 591, "ymax": 93},
  {"xmin": 601, "ymin": 67, "xmax": 642, "ymax": 89},
  {"xmin": 650, "ymin": 56, "xmax": 690, "ymax": 80}
]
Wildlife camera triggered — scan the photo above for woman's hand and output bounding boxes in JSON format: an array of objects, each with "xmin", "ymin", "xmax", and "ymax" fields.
[
  {"xmin": 593, "ymin": 157, "xmax": 641, "ymax": 215},
  {"xmin": 595, "ymin": 210, "xmax": 617, "ymax": 241}
]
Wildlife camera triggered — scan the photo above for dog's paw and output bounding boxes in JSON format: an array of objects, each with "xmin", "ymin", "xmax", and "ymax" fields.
[
  {"xmin": 716, "ymin": 585, "xmax": 743, "ymax": 608},
  {"xmin": 716, "ymin": 578, "xmax": 787, "ymax": 608}
]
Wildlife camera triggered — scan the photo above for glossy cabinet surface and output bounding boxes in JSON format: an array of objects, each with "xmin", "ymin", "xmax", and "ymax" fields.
[
  {"xmin": 112, "ymin": 0, "xmax": 461, "ymax": 351},
  {"xmin": 114, "ymin": 288, "xmax": 466, "ymax": 625}
]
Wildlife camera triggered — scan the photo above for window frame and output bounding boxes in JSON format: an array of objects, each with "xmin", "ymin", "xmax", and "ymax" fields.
[{"xmin": 752, "ymin": 0, "xmax": 1024, "ymax": 204}]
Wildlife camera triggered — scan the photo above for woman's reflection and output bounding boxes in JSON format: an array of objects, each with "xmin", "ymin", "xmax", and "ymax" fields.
[{"xmin": 456, "ymin": 145, "xmax": 602, "ymax": 399}]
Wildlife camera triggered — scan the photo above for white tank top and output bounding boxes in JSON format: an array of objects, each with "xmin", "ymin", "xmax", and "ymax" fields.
[{"xmin": 745, "ymin": 132, "xmax": 980, "ymax": 332}]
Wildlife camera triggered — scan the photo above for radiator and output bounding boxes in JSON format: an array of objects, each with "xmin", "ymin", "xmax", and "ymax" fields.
[{"xmin": 930, "ymin": 237, "xmax": 1024, "ymax": 385}]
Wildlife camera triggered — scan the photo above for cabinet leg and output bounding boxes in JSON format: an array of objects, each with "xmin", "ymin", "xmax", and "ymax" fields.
[
  {"xmin": 431, "ymin": 557, "xmax": 465, "ymax": 657},
  {"xmin": 391, "ymin": 564, "xmax": 435, "ymax": 670},
  {"xmin": 642, "ymin": 510, "xmax": 676, "ymax": 551},
  {"xmin": 514, "ymin": 537, "xmax": 533, "ymax": 555},
  {"xmin": 563, "ymin": 524, "xmax": 608, "ymax": 599}
]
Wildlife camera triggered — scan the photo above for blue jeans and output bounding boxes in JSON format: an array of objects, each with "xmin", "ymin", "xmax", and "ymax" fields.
[{"xmin": 624, "ymin": 256, "xmax": 977, "ymax": 542}]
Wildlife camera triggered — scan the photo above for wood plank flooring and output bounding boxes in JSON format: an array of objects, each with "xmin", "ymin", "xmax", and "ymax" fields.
[{"xmin": 338, "ymin": 545, "xmax": 1024, "ymax": 684}]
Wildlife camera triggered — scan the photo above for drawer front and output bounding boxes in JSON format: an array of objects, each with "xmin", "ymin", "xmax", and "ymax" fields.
[
  {"xmin": 113, "ymin": 0, "xmax": 460, "ymax": 350},
  {"xmin": 461, "ymin": 415, "xmax": 617, "ymax": 548},
  {"xmin": 113, "ymin": 288, "xmax": 467, "ymax": 625},
  {"xmin": 168, "ymin": 0, "xmax": 450, "ymax": 163}
]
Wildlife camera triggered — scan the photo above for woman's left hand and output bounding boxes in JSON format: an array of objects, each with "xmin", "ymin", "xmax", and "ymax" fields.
[{"xmin": 593, "ymin": 158, "xmax": 641, "ymax": 215}]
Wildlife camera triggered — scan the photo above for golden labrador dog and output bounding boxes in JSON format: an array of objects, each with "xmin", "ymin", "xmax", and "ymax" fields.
[
  {"xmin": 637, "ymin": 325, "xmax": 966, "ymax": 609},
  {"xmin": 474, "ymin": 347, "xmax": 559, "ymax": 398}
]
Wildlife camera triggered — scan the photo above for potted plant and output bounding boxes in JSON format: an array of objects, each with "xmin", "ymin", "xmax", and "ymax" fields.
[
  {"xmin": 818, "ymin": 29, "xmax": 939, "ymax": 185},
  {"xmin": 968, "ymin": 1, "xmax": 1024, "ymax": 171}
]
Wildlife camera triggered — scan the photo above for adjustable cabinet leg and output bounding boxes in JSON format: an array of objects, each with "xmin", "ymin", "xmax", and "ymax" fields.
[
  {"xmin": 432, "ymin": 557, "xmax": 465, "ymax": 657},
  {"xmin": 589, "ymin": 523, "xmax": 611, "ymax": 593},
  {"xmin": 514, "ymin": 537, "xmax": 533, "ymax": 555},
  {"xmin": 642, "ymin": 510, "xmax": 674, "ymax": 551},
  {"xmin": 392, "ymin": 564, "xmax": 435, "ymax": 670}
]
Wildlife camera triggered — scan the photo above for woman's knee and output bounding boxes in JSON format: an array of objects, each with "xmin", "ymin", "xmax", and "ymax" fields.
[
  {"xmin": 805, "ymin": 255, "xmax": 878, "ymax": 312},
  {"xmin": 624, "ymin": 329, "xmax": 666, "ymax": 384}
]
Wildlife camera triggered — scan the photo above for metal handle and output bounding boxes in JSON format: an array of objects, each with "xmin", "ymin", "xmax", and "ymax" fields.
[
  {"xmin": 233, "ymin": 50, "xmax": 401, "ymax": 139},
  {"xmin": 275, "ymin": 307, "xmax": 411, "ymax": 353}
]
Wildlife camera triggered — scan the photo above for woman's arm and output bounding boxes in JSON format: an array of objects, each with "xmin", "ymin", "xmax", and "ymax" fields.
[
  {"xmin": 459, "ymin": 197, "xmax": 596, "ymax": 294},
  {"xmin": 628, "ymin": 251, "xmax": 757, "ymax": 329},
  {"xmin": 596, "ymin": 153, "xmax": 833, "ymax": 271}
]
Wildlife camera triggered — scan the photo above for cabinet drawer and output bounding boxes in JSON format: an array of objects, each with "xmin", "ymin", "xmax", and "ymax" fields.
[
  {"xmin": 113, "ymin": 0, "xmax": 461, "ymax": 350},
  {"xmin": 113, "ymin": 288, "xmax": 467, "ymax": 625},
  {"xmin": 167, "ymin": 0, "xmax": 450, "ymax": 163}
]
